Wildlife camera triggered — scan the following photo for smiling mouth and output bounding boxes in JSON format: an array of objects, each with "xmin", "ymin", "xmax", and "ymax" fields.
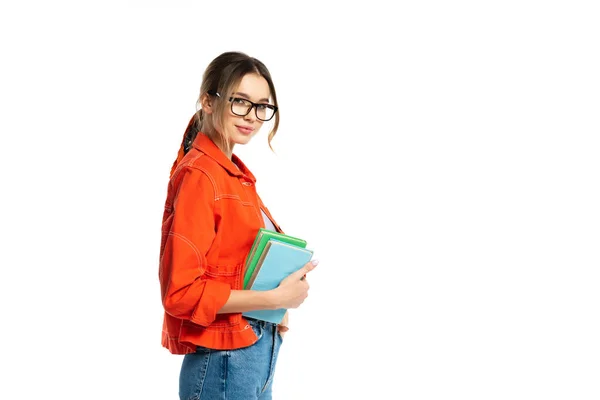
[{"xmin": 236, "ymin": 126, "xmax": 254, "ymax": 135}]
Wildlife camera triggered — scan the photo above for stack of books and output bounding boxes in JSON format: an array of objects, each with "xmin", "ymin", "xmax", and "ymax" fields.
[{"xmin": 242, "ymin": 228, "xmax": 313, "ymax": 324}]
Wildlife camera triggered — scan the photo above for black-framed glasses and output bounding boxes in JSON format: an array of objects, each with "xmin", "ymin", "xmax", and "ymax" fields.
[{"xmin": 208, "ymin": 90, "xmax": 278, "ymax": 121}]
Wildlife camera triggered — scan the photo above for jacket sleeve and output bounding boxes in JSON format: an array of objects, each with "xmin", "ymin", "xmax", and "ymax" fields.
[{"xmin": 159, "ymin": 166, "xmax": 231, "ymax": 327}]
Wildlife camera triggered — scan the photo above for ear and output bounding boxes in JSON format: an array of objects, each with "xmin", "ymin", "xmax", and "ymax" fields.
[{"xmin": 200, "ymin": 92, "xmax": 214, "ymax": 115}]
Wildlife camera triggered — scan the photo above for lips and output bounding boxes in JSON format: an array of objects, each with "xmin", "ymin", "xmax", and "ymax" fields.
[{"xmin": 236, "ymin": 125, "xmax": 254, "ymax": 135}]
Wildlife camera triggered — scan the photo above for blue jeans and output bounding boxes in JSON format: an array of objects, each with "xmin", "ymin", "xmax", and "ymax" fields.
[{"xmin": 179, "ymin": 318, "xmax": 283, "ymax": 400}]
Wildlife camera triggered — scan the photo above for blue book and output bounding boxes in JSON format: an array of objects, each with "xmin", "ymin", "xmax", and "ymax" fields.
[{"xmin": 242, "ymin": 239, "xmax": 314, "ymax": 324}]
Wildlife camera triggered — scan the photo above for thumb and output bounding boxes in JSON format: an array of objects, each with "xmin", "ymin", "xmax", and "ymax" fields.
[{"xmin": 293, "ymin": 259, "xmax": 319, "ymax": 279}]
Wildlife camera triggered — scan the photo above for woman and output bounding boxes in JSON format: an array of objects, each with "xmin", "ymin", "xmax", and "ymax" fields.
[{"xmin": 159, "ymin": 51, "xmax": 318, "ymax": 399}]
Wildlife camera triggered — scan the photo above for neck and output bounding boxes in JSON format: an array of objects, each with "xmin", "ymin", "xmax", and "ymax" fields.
[
  {"xmin": 210, "ymin": 134, "xmax": 234, "ymax": 159},
  {"xmin": 216, "ymin": 138, "xmax": 234, "ymax": 159},
  {"xmin": 200, "ymin": 124, "xmax": 234, "ymax": 159}
]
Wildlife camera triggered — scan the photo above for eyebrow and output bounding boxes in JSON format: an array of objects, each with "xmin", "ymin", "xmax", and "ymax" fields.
[{"xmin": 233, "ymin": 92, "xmax": 270, "ymax": 103}]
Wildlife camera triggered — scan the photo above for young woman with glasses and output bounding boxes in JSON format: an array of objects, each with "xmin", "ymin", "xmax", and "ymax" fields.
[{"xmin": 158, "ymin": 51, "xmax": 318, "ymax": 399}]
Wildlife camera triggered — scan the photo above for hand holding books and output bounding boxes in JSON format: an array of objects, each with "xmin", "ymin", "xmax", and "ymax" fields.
[
  {"xmin": 271, "ymin": 259, "xmax": 319, "ymax": 309},
  {"xmin": 242, "ymin": 229, "xmax": 317, "ymax": 324}
]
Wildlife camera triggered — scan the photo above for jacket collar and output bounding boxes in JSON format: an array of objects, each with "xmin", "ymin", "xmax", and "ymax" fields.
[{"xmin": 192, "ymin": 133, "xmax": 257, "ymax": 183}]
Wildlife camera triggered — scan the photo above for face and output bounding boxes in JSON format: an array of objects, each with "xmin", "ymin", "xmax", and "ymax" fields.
[{"xmin": 222, "ymin": 73, "xmax": 272, "ymax": 148}]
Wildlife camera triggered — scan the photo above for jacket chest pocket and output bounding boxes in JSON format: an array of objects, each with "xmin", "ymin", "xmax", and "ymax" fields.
[{"xmin": 215, "ymin": 181, "xmax": 264, "ymax": 236}]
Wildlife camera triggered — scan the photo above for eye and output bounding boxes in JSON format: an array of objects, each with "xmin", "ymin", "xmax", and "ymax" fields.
[{"xmin": 232, "ymin": 98, "xmax": 247, "ymax": 105}]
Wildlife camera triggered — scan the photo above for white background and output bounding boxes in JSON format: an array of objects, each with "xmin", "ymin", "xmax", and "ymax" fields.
[{"xmin": 1, "ymin": 1, "xmax": 599, "ymax": 399}]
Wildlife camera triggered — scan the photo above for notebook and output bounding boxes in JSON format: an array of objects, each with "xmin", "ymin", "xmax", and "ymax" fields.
[
  {"xmin": 243, "ymin": 228, "xmax": 307, "ymax": 289},
  {"xmin": 242, "ymin": 239, "xmax": 314, "ymax": 324}
]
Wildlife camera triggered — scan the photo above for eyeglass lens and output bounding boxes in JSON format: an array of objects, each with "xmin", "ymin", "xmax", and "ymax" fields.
[{"xmin": 231, "ymin": 99, "xmax": 275, "ymax": 121}]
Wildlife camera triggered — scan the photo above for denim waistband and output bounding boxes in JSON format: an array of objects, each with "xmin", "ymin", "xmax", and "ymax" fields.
[{"xmin": 244, "ymin": 317, "xmax": 278, "ymax": 328}]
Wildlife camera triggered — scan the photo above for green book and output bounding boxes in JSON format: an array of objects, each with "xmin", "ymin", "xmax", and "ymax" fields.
[{"xmin": 243, "ymin": 228, "xmax": 307, "ymax": 289}]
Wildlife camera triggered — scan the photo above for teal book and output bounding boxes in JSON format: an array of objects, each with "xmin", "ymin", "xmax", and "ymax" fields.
[
  {"xmin": 243, "ymin": 228, "xmax": 307, "ymax": 289},
  {"xmin": 242, "ymin": 239, "xmax": 314, "ymax": 324}
]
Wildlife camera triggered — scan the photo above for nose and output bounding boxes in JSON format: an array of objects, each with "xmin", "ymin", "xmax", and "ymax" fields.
[{"xmin": 243, "ymin": 106, "xmax": 257, "ymax": 122}]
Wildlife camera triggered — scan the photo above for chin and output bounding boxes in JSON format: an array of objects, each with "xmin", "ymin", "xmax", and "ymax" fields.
[
  {"xmin": 229, "ymin": 129, "xmax": 258, "ymax": 145},
  {"xmin": 231, "ymin": 135, "xmax": 253, "ymax": 146}
]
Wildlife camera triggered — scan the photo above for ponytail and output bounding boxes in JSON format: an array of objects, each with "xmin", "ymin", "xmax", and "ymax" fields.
[{"xmin": 169, "ymin": 110, "xmax": 202, "ymax": 178}]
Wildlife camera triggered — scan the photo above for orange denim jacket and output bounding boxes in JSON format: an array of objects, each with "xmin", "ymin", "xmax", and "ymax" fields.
[{"xmin": 159, "ymin": 128, "xmax": 283, "ymax": 354}]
